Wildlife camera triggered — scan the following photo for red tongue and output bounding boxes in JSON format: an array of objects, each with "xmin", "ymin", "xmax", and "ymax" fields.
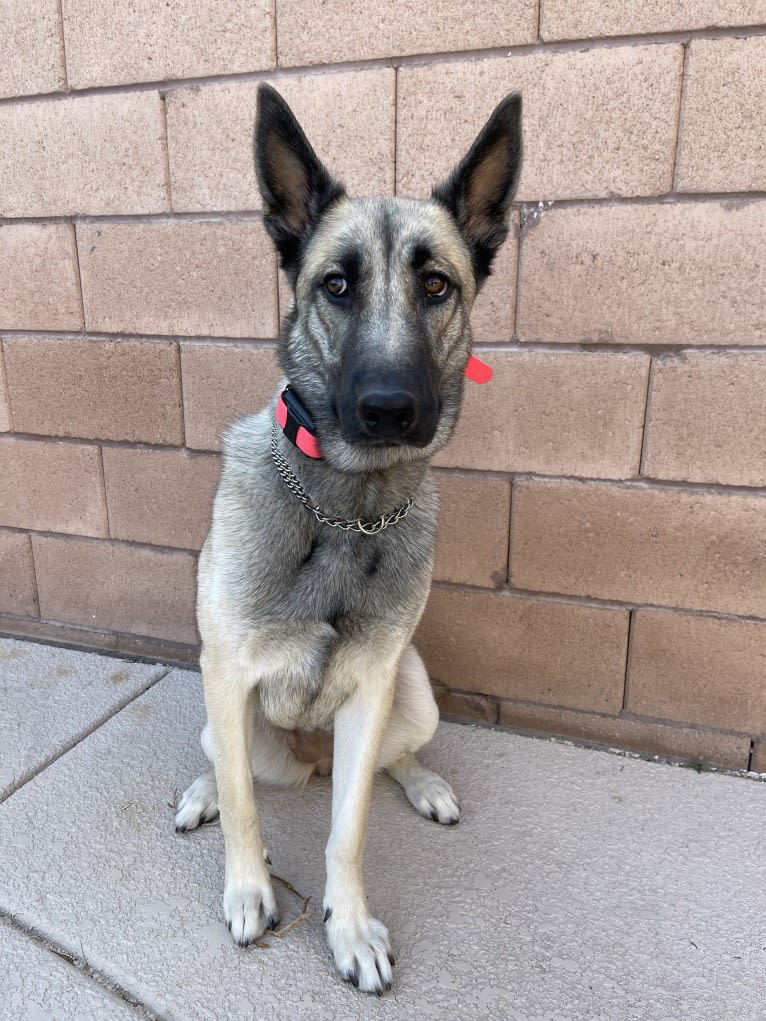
[{"xmin": 464, "ymin": 353, "xmax": 493, "ymax": 384}]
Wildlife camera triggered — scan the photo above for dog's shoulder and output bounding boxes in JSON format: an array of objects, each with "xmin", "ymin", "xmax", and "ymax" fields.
[{"xmin": 220, "ymin": 408, "xmax": 272, "ymax": 471}]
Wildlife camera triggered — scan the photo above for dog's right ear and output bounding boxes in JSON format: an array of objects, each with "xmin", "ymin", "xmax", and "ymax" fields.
[
  {"xmin": 432, "ymin": 92, "xmax": 522, "ymax": 287},
  {"xmin": 255, "ymin": 84, "xmax": 346, "ymax": 282}
]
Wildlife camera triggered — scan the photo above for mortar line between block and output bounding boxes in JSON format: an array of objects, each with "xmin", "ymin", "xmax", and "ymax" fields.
[
  {"xmin": 97, "ymin": 445, "xmax": 112, "ymax": 538},
  {"xmin": 172, "ymin": 339, "xmax": 187, "ymax": 447},
  {"xmin": 0, "ymin": 338, "xmax": 14, "ymax": 432},
  {"xmin": 69, "ymin": 221, "xmax": 87, "ymax": 333},
  {"xmin": 0, "ymin": 665, "xmax": 173, "ymax": 808},
  {"xmin": 54, "ymin": 0, "xmax": 69, "ymax": 92},
  {"xmin": 4, "ymin": 329, "xmax": 766, "ymax": 357},
  {"xmin": 638, "ymin": 354, "xmax": 656, "ymax": 475},
  {"xmin": 2, "ymin": 191, "xmax": 766, "ymax": 228},
  {"xmin": 670, "ymin": 41, "xmax": 690, "ymax": 192},
  {"xmin": 430, "ymin": 578, "xmax": 766, "ymax": 625},
  {"xmin": 392, "ymin": 64, "xmax": 399, "ymax": 196},
  {"xmin": 272, "ymin": 0, "xmax": 280, "ymax": 68},
  {"xmin": 158, "ymin": 91, "xmax": 174, "ymax": 211},
  {"xmin": 621, "ymin": 609, "xmax": 635, "ymax": 713},
  {"xmin": 0, "ymin": 913, "xmax": 169, "ymax": 1021},
  {"xmin": 3, "ymin": 23, "xmax": 766, "ymax": 107},
  {"xmin": 26, "ymin": 532, "xmax": 42, "ymax": 618}
]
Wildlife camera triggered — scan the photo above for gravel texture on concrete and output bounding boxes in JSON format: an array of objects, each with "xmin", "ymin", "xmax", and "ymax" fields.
[{"xmin": 0, "ymin": 641, "xmax": 765, "ymax": 1020}]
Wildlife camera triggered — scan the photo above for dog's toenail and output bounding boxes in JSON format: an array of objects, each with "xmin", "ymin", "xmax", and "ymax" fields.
[{"xmin": 323, "ymin": 907, "xmax": 332, "ymax": 923}]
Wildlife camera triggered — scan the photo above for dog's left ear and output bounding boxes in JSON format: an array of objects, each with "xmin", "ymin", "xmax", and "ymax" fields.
[
  {"xmin": 432, "ymin": 92, "xmax": 522, "ymax": 286},
  {"xmin": 255, "ymin": 83, "xmax": 346, "ymax": 282}
]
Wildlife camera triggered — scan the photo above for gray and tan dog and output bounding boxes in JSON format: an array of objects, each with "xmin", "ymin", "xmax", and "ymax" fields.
[{"xmin": 175, "ymin": 83, "xmax": 522, "ymax": 994}]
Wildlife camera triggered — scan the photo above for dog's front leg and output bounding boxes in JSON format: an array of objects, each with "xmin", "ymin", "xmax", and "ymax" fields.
[
  {"xmin": 202, "ymin": 650, "xmax": 278, "ymax": 945},
  {"xmin": 323, "ymin": 646, "xmax": 398, "ymax": 994}
]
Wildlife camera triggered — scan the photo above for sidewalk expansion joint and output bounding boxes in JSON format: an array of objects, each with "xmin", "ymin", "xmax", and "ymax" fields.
[
  {"xmin": 0, "ymin": 912, "xmax": 168, "ymax": 1021},
  {"xmin": 0, "ymin": 665, "xmax": 174, "ymax": 807}
]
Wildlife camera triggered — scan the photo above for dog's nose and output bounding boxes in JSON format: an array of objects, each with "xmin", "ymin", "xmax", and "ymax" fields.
[{"xmin": 357, "ymin": 389, "xmax": 418, "ymax": 439}]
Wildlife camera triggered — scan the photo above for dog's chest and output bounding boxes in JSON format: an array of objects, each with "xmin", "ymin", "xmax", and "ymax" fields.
[
  {"xmin": 285, "ymin": 527, "xmax": 405, "ymax": 626},
  {"xmin": 254, "ymin": 520, "xmax": 433, "ymax": 730}
]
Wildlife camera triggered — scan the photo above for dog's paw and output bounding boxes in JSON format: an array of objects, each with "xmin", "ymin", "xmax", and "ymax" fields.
[
  {"xmin": 175, "ymin": 771, "xmax": 219, "ymax": 832},
  {"xmin": 224, "ymin": 875, "xmax": 280, "ymax": 947},
  {"xmin": 386, "ymin": 754, "xmax": 460, "ymax": 825},
  {"xmin": 312, "ymin": 757, "xmax": 333, "ymax": 778},
  {"xmin": 325, "ymin": 907, "xmax": 394, "ymax": 995},
  {"xmin": 405, "ymin": 768, "xmax": 461, "ymax": 825}
]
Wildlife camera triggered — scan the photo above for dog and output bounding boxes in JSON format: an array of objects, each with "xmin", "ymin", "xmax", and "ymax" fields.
[{"xmin": 174, "ymin": 83, "xmax": 522, "ymax": 994}]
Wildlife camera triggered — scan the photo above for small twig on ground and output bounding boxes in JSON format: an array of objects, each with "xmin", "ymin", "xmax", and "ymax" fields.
[{"xmin": 261, "ymin": 873, "xmax": 313, "ymax": 942}]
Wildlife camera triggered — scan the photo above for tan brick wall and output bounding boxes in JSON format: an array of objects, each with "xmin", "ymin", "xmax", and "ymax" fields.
[{"xmin": 1, "ymin": 3, "xmax": 764, "ymax": 770}]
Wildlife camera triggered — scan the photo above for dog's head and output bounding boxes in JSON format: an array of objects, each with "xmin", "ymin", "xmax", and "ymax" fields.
[{"xmin": 255, "ymin": 84, "xmax": 522, "ymax": 473}]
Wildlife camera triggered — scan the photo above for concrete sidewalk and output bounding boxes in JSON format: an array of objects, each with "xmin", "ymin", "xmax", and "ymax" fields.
[{"xmin": 1, "ymin": 635, "xmax": 765, "ymax": 1021}]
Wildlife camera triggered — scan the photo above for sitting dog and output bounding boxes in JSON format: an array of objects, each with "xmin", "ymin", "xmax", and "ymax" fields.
[{"xmin": 175, "ymin": 83, "xmax": 522, "ymax": 994}]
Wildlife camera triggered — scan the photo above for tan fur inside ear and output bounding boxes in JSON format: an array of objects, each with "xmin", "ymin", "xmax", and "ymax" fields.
[
  {"xmin": 266, "ymin": 136, "xmax": 310, "ymax": 234},
  {"xmin": 464, "ymin": 144, "xmax": 508, "ymax": 239}
]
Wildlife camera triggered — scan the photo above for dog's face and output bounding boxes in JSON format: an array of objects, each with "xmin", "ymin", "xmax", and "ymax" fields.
[{"xmin": 255, "ymin": 85, "xmax": 522, "ymax": 473}]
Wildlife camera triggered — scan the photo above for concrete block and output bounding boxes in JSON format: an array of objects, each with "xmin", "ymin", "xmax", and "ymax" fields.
[
  {"xmin": 434, "ymin": 351, "xmax": 649, "ymax": 477},
  {"xmin": 0, "ymin": 0, "xmax": 65, "ymax": 99},
  {"xmin": 61, "ymin": 0, "xmax": 274, "ymax": 88},
  {"xmin": 0, "ymin": 533, "xmax": 38, "ymax": 617},
  {"xmin": 511, "ymin": 480, "xmax": 766, "ymax": 617},
  {"xmin": 433, "ymin": 473, "xmax": 510, "ymax": 588},
  {"xmin": 77, "ymin": 220, "xmax": 278, "ymax": 339},
  {"xmin": 0, "ymin": 347, "xmax": 11, "ymax": 432},
  {"xmin": 417, "ymin": 586, "xmax": 628, "ymax": 712},
  {"xmin": 676, "ymin": 37, "xmax": 766, "ymax": 193},
  {"xmin": 643, "ymin": 352, "xmax": 766, "ymax": 487},
  {"xmin": 541, "ymin": 0, "xmax": 766, "ymax": 40},
  {"xmin": 0, "ymin": 224, "xmax": 82, "ymax": 331},
  {"xmin": 167, "ymin": 69, "xmax": 395, "ymax": 212},
  {"xmin": 0, "ymin": 92, "xmax": 168, "ymax": 216},
  {"xmin": 397, "ymin": 46, "xmax": 682, "ymax": 201},
  {"xmin": 276, "ymin": 0, "xmax": 538, "ymax": 66},
  {"xmin": 103, "ymin": 447, "xmax": 220, "ymax": 549},
  {"xmin": 3, "ymin": 337, "xmax": 183, "ymax": 445},
  {"xmin": 32, "ymin": 536, "xmax": 198, "ymax": 644},
  {"xmin": 498, "ymin": 700, "xmax": 751, "ymax": 770},
  {"xmin": 0, "ymin": 437, "xmax": 107, "ymax": 536},
  {"xmin": 518, "ymin": 201, "xmax": 766, "ymax": 346},
  {"xmin": 628, "ymin": 611, "xmax": 766, "ymax": 732},
  {"xmin": 181, "ymin": 343, "xmax": 282, "ymax": 451}
]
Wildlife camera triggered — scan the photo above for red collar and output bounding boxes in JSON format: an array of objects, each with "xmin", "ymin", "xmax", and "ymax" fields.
[{"xmin": 276, "ymin": 354, "xmax": 493, "ymax": 460}]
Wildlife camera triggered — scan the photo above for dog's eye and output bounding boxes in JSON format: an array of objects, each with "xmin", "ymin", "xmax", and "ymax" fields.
[
  {"xmin": 324, "ymin": 275, "xmax": 348, "ymax": 298},
  {"xmin": 423, "ymin": 273, "xmax": 450, "ymax": 299}
]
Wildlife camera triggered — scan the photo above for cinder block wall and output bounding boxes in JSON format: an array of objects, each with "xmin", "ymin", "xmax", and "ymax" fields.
[{"xmin": 1, "ymin": 2, "xmax": 764, "ymax": 770}]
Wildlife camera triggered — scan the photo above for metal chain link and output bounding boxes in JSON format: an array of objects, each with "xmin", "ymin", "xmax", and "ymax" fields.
[{"xmin": 270, "ymin": 425, "xmax": 413, "ymax": 535}]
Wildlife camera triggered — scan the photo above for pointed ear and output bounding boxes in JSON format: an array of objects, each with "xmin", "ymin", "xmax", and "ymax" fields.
[
  {"xmin": 432, "ymin": 92, "xmax": 522, "ymax": 285},
  {"xmin": 254, "ymin": 83, "xmax": 346, "ymax": 282}
]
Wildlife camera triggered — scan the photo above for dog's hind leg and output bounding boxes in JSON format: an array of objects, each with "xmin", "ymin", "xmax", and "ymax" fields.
[
  {"xmin": 377, "ymin": 645, "xmax": 460, "ymax": 825},
  {"xmin": 174, "ymin": 723, "xmax": 221, "ymax": 831},
  {"xmin": 175, "ymin": 713, "xmax": 317, "ymax": 833}
]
